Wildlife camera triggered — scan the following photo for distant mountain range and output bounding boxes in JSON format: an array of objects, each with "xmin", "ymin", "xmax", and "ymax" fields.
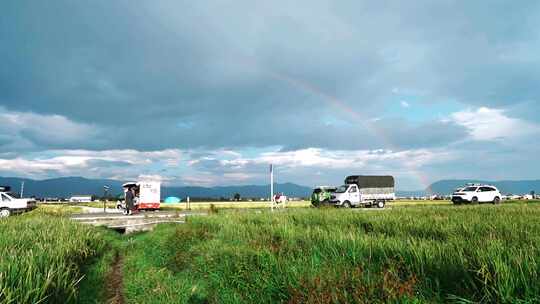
[
  {"xmin": 1, "ymin": 176, "xmax": 538, "ymax": 199},
  {"xmin": 0, "ymin": 176, "xmax": 313, "ymax": 198},
  {"xmin": 427, "ymin": 179, "xmax": 540, "ymax": 195},
  {"xmin": 395, "ymin": 190, "xmax": 427, "ymax": 198},
  {"xmin": 163, "ymin": 183, "xmax": 312, "ymax": 199},
  {"xmin": 0, "ymin": 177, "xmax": 125, "ymax": 198}
]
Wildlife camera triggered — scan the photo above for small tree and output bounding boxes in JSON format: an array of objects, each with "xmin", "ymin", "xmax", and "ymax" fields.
[{"xmin": 233, "ymin": 193, "xmax": 241, "ymax": 201}]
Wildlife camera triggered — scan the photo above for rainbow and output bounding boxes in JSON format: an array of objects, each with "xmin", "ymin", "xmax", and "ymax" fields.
[{"xmin": 260, "ymin": 68, "xmax": 432, "ymax": 190}]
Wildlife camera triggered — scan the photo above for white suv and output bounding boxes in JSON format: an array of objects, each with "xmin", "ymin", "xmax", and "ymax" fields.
[
  {"xmin": 0, "ymin": 191, "xmax": 37, "ymax": 218},
  {"xmin": 452, "ymin": 185, "xmax": 502, "ymax": 205}
]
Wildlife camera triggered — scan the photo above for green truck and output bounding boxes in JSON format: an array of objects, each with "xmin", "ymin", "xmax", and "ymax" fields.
[{"xmin": 311, "ymin": 186, "xmax": 337, "ymax": 207}]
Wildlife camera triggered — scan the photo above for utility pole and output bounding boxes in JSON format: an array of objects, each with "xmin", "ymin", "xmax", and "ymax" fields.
[
  {"xmin": 103, "ymin": 186, "xmax": 109, "ymax": 213},
  {"xmin": 270, "ymin": 164, "xmax": 274, "ymax": 211},
  {"xmin": 20, "ymin": 181, "xmax": 25, "ymax": 198}
]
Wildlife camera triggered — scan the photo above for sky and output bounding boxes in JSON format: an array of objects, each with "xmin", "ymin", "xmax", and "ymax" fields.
[{"xmin": 1, "ymin": 1, "xmax": 539, "ymax": 190}]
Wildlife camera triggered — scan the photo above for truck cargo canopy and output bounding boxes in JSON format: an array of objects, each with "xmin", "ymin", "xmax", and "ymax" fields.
[{"xmin": 345, "ymin": 176, "xmax": 395, "ymax": 188}]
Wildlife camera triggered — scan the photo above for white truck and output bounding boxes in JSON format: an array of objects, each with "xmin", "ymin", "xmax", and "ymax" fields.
[
  {"xmin": 0, "ymin": 186, "xmax": 37, "ymax": 218},
  {"xmin": 331, "ymin": 175, "xmax": 395, "ymax": 208}
]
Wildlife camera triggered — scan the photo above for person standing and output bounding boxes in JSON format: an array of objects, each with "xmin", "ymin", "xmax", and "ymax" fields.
[{"xmin": 125, "ymin": 187, "xmax": 134, "ymax": 215}]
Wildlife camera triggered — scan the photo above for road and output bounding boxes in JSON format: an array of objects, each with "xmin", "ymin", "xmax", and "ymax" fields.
[{"xmin": 71, "ymin": 209, "xmax": 206, "ymax": 233}]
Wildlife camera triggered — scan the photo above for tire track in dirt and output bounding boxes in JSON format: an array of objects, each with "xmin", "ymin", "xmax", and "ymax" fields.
[{"xmin": 106, "ymin": 252, "xmax": 125, "ymax": 304}]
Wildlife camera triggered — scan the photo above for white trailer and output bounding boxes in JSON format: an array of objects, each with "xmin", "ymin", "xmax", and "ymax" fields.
[
  {"xmin": 119, "ymin": 181, "xmax": 161, "ymax": 211},
  {"xmin": 331, "ymin": 175, "xmax": 395, "ymax": 208}
]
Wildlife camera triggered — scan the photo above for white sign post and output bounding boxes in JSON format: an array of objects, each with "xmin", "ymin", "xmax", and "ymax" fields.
[{"xmin": 270, "ymin": 164, "xmax": 274, "ymax": 211}]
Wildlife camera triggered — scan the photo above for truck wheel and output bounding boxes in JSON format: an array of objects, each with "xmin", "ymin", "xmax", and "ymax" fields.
[
  {"xmin": 376, "ymin": 201, "xmax": 385, "ymax": 208},
  {"xmin": 0, "ymin": 208, "xmax": 11, "ymax": 218},
  {"xmin": 343, "ymin": 201, "xmax": 351, "ymax": 208},
  {"xmin": 493, "ymin": 197, "xmax": 501, "ymax": 204},
  {"xmin": 471, "ymin": 197, "xmax": 479, "ymax": 204}
]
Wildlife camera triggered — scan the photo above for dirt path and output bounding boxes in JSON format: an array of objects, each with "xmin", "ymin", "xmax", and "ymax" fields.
[{"xmin": 106, "ymin": 252, "xmax": 125, "ymax": 304}]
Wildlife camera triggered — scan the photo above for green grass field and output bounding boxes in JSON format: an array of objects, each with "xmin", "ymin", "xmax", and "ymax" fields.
[
  {"xmin": 118, "ymin": 202, "xmax": 540, "ymax": 303},
  {"xmin": 2, "ymin": 201, "xmax": 540, "ymax": 303}
]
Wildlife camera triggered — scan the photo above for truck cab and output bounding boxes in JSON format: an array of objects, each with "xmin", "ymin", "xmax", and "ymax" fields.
[
  {"xmin": 332, "ymin": 184, "xmax": 362, "ymax": 207},
  {"xmin": 0, "ymin": 187, "xmax": 37, "ymax": 218}
]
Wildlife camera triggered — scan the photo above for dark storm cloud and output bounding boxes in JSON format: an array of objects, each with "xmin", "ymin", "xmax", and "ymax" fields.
[
  {"xmin": 1, "ymin": 0, "xmax": 539, "ymax": 153},
  {"xmin": 373, "ymin": 120, "xmax": 469, "ymax": 149},
  {"xmin": 0, "ymin": 135, "xmax": 13, "ymax": 147}
]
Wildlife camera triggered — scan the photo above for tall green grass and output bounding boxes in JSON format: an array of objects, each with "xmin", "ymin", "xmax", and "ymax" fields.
[
  {"xmin": 0, "ymin": 210, "xmax": 107, "ymax": 304},
  {"xmin": 122, "ymin": 203, "xmax": 540, "ymax": 303}
]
